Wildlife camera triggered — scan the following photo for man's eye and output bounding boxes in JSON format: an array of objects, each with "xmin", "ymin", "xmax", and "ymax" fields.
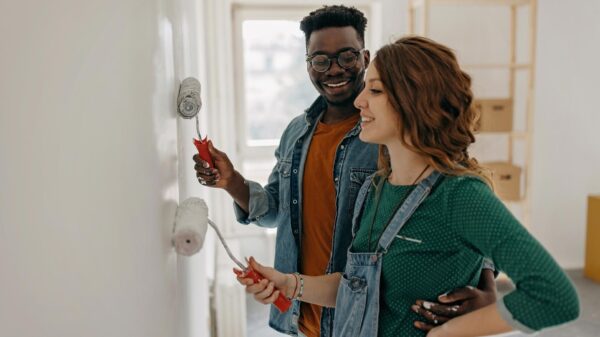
[
  {"xmin": 312, "ymin": 56, "xmax": 328, "ymax": 64},
  {"xmin": 339, "ymin": 55, "xmax": 355, "ymax": 63}
]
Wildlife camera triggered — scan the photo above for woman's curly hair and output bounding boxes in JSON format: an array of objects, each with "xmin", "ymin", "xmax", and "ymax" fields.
[{"xmin": 373, "ymin": 36, "xmax": 491, "ymax": 185}]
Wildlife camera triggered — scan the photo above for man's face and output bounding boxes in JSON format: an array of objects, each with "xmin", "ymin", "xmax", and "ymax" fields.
[{"xmin": 306, "ymin": 26, "xmax": 370, "ymax": 106}]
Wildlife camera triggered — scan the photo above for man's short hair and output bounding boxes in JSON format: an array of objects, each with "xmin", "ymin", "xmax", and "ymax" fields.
[{"xmin": 299, "ymin": 5, "xmax": 368, "ymax": 46}]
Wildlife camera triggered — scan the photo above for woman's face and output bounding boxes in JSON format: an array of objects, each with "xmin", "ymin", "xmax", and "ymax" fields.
[{"xmin": 354, "ymin": 63, "xmax": 401, "ymax": 145}]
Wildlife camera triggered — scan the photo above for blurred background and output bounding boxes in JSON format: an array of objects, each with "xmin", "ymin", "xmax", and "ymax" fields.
[{"xmin": 1, "ymin": 1, "xmax": 599, "ymax": 337}]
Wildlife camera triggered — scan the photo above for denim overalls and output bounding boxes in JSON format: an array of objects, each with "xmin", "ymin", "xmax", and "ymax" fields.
[{"xmin": 333, "ymin": 171, "xmax": 441, "ymax": 337}]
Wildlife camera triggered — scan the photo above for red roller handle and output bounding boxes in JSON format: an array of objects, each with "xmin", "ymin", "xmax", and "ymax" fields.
[
  {"xmin": 233, "ymin": 267, "xmax": 292, "ymax": 313},
  {"xmin": 193, "ymin": 137, "xmax": 214, "ymax": 169}
]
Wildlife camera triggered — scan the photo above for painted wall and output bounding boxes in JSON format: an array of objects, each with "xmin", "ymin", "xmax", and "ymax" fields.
[{"xmin": 0, "ymin": 0, "xmax": 209, "ymax": 336}]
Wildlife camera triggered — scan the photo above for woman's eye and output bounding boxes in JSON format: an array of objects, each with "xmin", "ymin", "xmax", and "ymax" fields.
[{"xmin": 369, "ymin": 88, "xmax": 382, "ymax": 94}]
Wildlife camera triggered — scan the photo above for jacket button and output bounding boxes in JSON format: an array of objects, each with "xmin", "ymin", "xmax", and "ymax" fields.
[
  {"xmin": 292, "ymin": 199, "xmax": 298, "ymax": 204},
  {"xmin": 293, "ymin": 169, "xmax": 298, "ymax": 174}
]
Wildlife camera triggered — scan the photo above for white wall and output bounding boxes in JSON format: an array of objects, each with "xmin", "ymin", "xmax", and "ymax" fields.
[
  {"xmin": 530, "ymin": 0, "xmax": 600, "ymax": 269},
  {"xmin": 0, "ymin": 0, "xmax": 209, "ymax": 336}
]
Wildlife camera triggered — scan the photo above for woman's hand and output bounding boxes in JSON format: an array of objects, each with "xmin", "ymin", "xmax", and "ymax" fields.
[{"xmin": 235, "ymin": 257, "xmax": 296, "ymax": 304}]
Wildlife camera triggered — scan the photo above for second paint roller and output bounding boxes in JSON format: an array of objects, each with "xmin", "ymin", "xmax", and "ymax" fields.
[{"xmin": 172, "ymin": 197, "xmax": 292, "ymax": 313}]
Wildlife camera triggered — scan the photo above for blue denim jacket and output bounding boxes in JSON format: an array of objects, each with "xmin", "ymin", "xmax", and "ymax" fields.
[{"xmin": 234, "ymin": 96, "xmax": 379, "ymax": 336}]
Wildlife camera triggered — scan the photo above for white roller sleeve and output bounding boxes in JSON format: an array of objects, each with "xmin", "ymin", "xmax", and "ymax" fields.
[
  {"xmin": 177, "ymin": 77, "xmax": 202, "ymax": 119},
  {"xmin": 172, "ymin": 197, "xmax": 209, "ymax": 256}
]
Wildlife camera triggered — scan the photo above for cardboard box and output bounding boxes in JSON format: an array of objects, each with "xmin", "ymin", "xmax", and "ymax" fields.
[
  {"xmin": 585, "ymin": 196, "xmax": 600, "ymax": 283},
  {"xmin": 484, "ymin": 162, "xmax": 521, "ymax": 201},
  {"xmin": 474, "ymin": 98, "xmax": 513, "ymax": 132}
]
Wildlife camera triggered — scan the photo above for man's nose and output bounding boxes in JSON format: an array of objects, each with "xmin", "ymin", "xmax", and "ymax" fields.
[{"xmin": 326, "ymin": 59, "xmax": 345, "ymax": 76}]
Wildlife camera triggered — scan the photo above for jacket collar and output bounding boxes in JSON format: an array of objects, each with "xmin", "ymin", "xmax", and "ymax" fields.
[
  {"xmin": 304, "ymin": 96, "xmax": 362, "ymax": 136},
  {"xmin": 304, "ymin": 96, "xmax": 327, "ymax": 125}
]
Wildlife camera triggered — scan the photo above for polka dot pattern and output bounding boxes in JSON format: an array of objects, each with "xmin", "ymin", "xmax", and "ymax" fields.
[{"xmin": 351, "ymin": 175, "xmax": 579, "ymax": 337}]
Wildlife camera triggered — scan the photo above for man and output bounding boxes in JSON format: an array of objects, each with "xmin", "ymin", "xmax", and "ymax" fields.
[{"xmin": 194, "ymin": 5, "xmax": 495, "ymax": 337}]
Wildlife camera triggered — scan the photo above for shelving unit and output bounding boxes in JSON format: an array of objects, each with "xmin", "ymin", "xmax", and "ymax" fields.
[{"xmin": 408, "ymin": 0, "xmax": 537, "ymax": 226}]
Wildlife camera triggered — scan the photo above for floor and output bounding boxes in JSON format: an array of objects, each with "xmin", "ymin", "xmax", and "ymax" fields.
[{"xmin": 246, "ymin": 269, "xmax": 600, "ymax": 337}]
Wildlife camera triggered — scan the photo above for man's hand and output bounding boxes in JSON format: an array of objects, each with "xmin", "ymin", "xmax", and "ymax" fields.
[
  {"xmin": 193, "ymin": 141, "xmax": 236, "ymax": 189},
  {"xmin": 412, "ymin": 269, "xmax": 497, "ymax": 332},
  {"xmin": 193, "ymin": 140, "xmax": 251, "ymax": 212}
]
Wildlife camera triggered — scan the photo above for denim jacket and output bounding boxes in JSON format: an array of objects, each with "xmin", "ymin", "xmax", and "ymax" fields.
[{"xmin": 234, "ymin": 96, "xmax": 379, "ymax": 336}]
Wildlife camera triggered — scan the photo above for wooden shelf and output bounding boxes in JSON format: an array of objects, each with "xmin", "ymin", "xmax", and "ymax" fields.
[
  {"xmin": 409, "ymin": 0, "xmax": 537, "ymax": 224},
  {"xmin": 474, "ymin": 131, "xmax": 528, "ymax": 137},
  {"xmin": 411, "ymin": 0, "xmax": 531, "ymax": 8},
  {"xmin": 463, "ymin": 63, "xmax": 532, "ymax": 70},
  {"xmin": 502, "ymin": 198, "xmax": 526, "ymax": 204},
  {"xmin": 510, "ymin": 131, "xmax": 529, "ymax": 138}
]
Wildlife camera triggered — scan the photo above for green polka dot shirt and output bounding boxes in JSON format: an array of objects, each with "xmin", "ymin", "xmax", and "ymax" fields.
[{"xmin": 351, "ymin": 175, "xmax": 579, "ymax": 337}]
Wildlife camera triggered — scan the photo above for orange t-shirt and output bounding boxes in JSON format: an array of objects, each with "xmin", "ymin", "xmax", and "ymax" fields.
[{"xmin": 299, "ymin": 114, "xmax": 360, "ymax": 337}]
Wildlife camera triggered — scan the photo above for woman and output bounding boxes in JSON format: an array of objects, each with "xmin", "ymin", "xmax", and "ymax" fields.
[{"xmin": 237, "ymin": 36, "xmax": 579, "ymax": 337}]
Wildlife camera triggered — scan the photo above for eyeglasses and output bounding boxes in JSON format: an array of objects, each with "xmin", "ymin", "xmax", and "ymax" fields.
[{"xmin": 306, "ymin": 49, "xmax": 364, "ymax": 73}]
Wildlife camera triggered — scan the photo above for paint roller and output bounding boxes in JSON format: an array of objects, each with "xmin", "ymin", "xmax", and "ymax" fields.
[
  {"xmin": 177, "ymin": 77, "xmax": 214, "ymax": 168},
  {"xmin": 174, "ymin": 80, "xmax": 290, "ymax": 312},
  {"xmin": 172, "ymin": 197, "xmax": 208, "ymax": 256},
  {"xmin": 172, "ymin": 197, "xmax": 292, "ymax": 312}
]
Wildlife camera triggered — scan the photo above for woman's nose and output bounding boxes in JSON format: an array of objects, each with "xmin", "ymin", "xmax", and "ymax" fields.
[{"xmin": 354, "ymin": 88, "xmax": 367, "ymax": 109}]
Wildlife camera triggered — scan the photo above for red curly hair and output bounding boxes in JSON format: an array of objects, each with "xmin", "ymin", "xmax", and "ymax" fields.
[{"xmin": 373, "ymin": 36, "xmax": 491, "ymax": 185}]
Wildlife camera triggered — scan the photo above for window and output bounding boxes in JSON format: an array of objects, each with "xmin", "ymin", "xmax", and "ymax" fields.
[
  {"xmin": 233, "ymin": 8, "xmax": 316, "ymax": 185},
  {"xmin": 242, "ymin": 20, "xmax": 313, "ymax": 144}
]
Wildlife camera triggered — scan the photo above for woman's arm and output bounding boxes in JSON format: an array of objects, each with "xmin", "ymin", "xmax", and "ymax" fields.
[
  {"xmin": 441, "ymin": 179, "xmax": 579, "ymax": 334},
  {"xmin": 292, "ymin": 272, "xmax": 342, "ymax": 308},
  {"xmin": 236, "ymin": 257, "xmax": 342, "ymax": 308}
]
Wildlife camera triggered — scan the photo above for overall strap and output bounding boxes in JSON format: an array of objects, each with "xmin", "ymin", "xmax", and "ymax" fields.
[
  {"xmin": 351, "ymin": 173, "xmax": 377, "ymax": 237},
  {"xmin": 377, "ymin": 171, "xmax": 441, "ymax": 252}
]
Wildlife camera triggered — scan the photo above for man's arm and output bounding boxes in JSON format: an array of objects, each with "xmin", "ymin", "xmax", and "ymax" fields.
[
  {"xmin": 193, "ymin": 140, "xmax": 281, "ymax": 227},
  {"xmin": 224, "ymin": 170, "xmax": 250, "ymax": 212}
]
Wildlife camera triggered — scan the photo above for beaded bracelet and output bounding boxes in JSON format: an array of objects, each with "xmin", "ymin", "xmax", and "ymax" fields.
[{"xmin": 294, "ymin": 272, "xmax": 304, "ymax": 299}]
